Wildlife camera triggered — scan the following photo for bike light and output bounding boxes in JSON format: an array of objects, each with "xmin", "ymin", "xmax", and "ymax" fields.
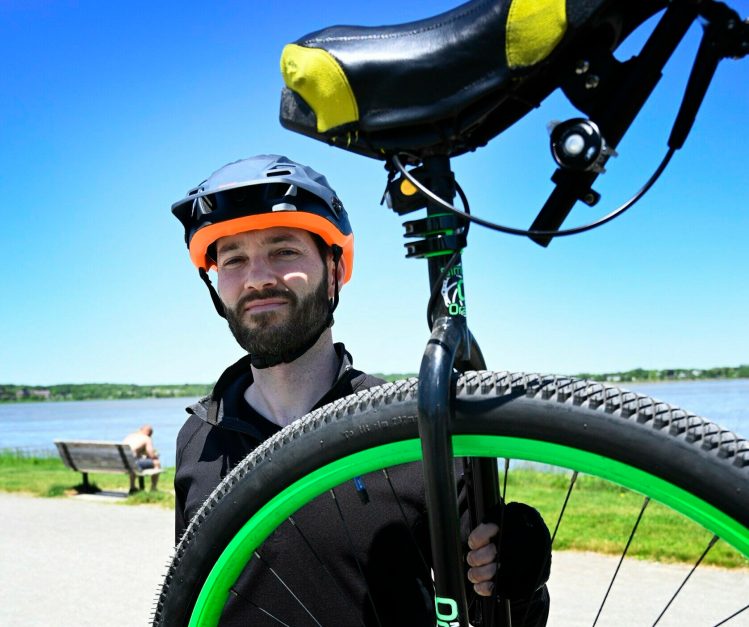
[{"xmin": 549, "ymin": 118, "xmax": 616, "ymax": 173}]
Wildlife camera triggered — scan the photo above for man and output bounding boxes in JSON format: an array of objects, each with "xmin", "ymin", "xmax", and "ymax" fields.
[
  {"xmin": 123, "ymin": 424, "xmax": 160, "ymax": 491},
  {"xmin": 171, "ymin": 155, "xmax": 549, "ymax": 625}
]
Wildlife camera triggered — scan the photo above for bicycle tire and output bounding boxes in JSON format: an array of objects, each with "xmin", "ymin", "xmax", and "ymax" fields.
[{"xmin": 153, "ymin": 372, "xmax": 749, "ymax": 626}]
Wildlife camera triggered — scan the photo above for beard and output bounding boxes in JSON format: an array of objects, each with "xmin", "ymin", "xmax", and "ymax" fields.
[{"xmin": 224, "ymin": 271, "xmax": 331, "ymax": 365}]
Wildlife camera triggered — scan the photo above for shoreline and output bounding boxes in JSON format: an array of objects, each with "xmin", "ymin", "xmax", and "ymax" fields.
[
  {"xmin": 0, "ymin": 394, "xmax": 204, "ymax": 406},
  {"xmin": 3, "ymin": 376, "xmax": 748, "ymax": 405},
  {"xmin": 607, "ymin": 377, "xmax": 749, "ymax": 385}
]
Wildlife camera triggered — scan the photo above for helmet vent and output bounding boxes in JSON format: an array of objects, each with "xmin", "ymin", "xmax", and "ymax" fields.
[
  {"xmin": 266, "ymin": 168, "xmax": 292, "ymax": 177},
  {"xmin": 271, "ymin": 202, "xmax": 297, "ymax": 212},
  {"xmin": 192, "ymin": 195, "xmax": 213, "ymax": 218}
]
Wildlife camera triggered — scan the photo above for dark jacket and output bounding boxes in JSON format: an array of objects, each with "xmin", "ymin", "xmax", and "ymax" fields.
[
  {"xmin": 174, "ymin": 343, "xmax": 441, "ymax": 625},
  {"xmin": 175, "ymin": 343, "xmax": 383, "ymax": 539},
  {"xmin": 173, "ymin": 343, "xmax": 549, "ymax": 626}
]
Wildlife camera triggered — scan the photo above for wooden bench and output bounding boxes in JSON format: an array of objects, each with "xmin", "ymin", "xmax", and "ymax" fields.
[{"xmin": 54, "ymin": 440, "xmax": 164, "ymax": 493}]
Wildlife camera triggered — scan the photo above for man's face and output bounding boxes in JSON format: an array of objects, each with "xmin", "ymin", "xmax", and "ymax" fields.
[{"xmin": 215, "ymin": 227, "xmax": 334, "ymax": 361}]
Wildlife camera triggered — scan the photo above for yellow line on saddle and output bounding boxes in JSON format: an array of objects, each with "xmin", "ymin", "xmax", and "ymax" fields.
[{"xmin": 506, "ymin": 0, "xmax": 567, "ymax": 68}]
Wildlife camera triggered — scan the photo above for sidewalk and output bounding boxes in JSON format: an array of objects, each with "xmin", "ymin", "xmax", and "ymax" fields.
[
  {"xmin": 0, "ymin": 492, "xmax": 746, "ymax": 626},
  {"xmin": 0, "ymin": 492, "xmax": 173, "ymax": 627}
]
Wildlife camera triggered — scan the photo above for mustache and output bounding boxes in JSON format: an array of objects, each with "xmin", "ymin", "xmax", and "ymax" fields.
[{"xmin": 234, "ymin": 288, "xmax": 297, "ymax": 312}]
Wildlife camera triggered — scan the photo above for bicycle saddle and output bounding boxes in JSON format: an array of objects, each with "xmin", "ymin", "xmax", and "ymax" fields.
[{"xmin": 280, "ymin": 0, "xmax": 665, "ymax": 160}]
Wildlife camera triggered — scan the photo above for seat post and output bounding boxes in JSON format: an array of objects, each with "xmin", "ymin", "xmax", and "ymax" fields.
[
  {"xmin": 422, "ymin": 155, "xmax": 463, "ymax": 316},
  {"xmin": 414, "ymin": 155, "xmax": 471, "ymax": 626}
]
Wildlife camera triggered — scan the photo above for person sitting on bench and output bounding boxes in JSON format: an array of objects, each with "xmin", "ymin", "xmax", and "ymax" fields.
[{"xmin": 123, "ymin": 424, "xmax": 161, "ymax": 491}]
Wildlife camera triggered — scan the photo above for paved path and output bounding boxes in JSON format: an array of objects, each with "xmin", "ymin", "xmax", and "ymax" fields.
[
  {"xmin": 548, "ymin": 552, "xmax": 749, "ymax": 626},
  {"xmin": 0, "ymin": 492, "xmax": 173, "ymax": 627},
  {"xmin": 0, "ymin": 492, "xmax": 747, "ymax": 626}
]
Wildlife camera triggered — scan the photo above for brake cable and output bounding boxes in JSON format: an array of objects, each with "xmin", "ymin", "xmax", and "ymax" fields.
[{"xmin": 393, "ymin": 150, "xmax": 675, "ymax": 240}]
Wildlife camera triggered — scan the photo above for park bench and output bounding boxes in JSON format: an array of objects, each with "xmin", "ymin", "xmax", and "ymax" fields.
[{"xmin": 54, "ymin": 440, "xmax": 164, "ymax": 493}]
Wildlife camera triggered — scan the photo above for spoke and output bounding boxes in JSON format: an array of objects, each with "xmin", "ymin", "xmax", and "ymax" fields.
[
  {"xmin": 713, "ymin": 603, "xmax": 749, "ymax": 626},
  {"xmin": 253, "ymin": 550, "xmax": 323, "ymax": 627},
  {"xmin": 501, "ymin": 458, "xmax": 510, "ymax": 502},
  {"xmin": 287, "ymin": 515, "xmax": 367, "ymax": 627},
  {"xmin": 592, "ymin": 497, "xmax": 651, "ymax": 627},
  {"xmin": 329, "ymin": 488, "xmax": 384, "ymax": 627},
  {"xmin": 520, "ymin": 470, "xmax": 579, "ymax": 627},
  {"xmin": 498, "ymin": 459, "xmax": 511, "ymax": 627},
  {"xmin": 456, "ymin": 473, "xmax": 470, "ymax": 518},
  {"xmin": 227, "ymin": 588, "xmax": 293, "ymax": 627},
  {"xmin": 652, "ymin": 535, "xmax": 719, "ymax": 626},
  {"xmin": 551, "ymin": 471, "xmax": 579, "ymax": 545},
  {"xmin": 494, "ymin": 458, "xmax": 510, "ymax": 568},
  {"xmin": 381, "ymin": 468, "xmax": 430, "ymax": 571}
]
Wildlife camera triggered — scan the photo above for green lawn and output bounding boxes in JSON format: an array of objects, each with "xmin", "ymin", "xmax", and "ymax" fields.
[
  {"xmin": 1, "ymin": 451, "xmax": 746, "ymax": 568},
  {"xmin": 502, "ymin": 469, "xmax": 748, "ymax": 569},
  {"xmin": 0, "ymin": 450, "xmax": 175, "ymax": 508}
]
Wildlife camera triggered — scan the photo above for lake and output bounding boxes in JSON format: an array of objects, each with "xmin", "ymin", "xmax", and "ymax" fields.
[
  {"xmin": 1, "ymin": 379, "xmax": 747, "ymax": 468},
  {"xmin": 0, "ymin": 396, "xmax": 199, "ymax": 467}
]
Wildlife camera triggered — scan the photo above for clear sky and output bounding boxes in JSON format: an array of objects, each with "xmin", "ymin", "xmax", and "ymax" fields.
[{"xmin": 2, "ymin": 0, "xmax": 748, "ymax": 385}]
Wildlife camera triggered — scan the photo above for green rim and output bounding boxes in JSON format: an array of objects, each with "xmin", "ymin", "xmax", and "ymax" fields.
[{"xmin": 189, "ymin": 436, "xmax": 749, "ymax": 626}]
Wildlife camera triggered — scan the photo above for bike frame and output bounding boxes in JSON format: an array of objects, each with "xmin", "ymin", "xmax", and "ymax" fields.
[
  {"xmin": 398, "ymin": 5, "xmax": 749, "ymax": 621},
  {"xmin": 414, "ymin": 155, "xmax": 500, "ymax": 627}
]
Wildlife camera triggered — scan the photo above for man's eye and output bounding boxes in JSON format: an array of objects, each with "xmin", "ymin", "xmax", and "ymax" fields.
[
  {"xmin": 220, "ymin": 256, "xmax": 243, "ymax": 267},
  {"xmin": 275, "ymin": 249, "xmax": 299, "ymax": 257}
]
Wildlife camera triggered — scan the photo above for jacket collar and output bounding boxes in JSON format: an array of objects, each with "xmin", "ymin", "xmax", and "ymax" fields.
[{"xmin": 188, "ymin": 342, "xmax": 355, "ymax": 430}]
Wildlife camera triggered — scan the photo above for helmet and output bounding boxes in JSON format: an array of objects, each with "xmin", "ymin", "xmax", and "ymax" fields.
[{"xmin": 172, "ymin": 155, "xmax": 354, "ymax": 283}]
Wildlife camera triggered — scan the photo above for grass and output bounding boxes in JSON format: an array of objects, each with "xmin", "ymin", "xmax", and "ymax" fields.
[
  {"xmin": 0, "ymin": 449, "xmax": 175, "ymax": 508},
  {"xmin": 0, "ymin": 451, "xmax": 746, "ymax": 568},
  {"xmin": 503, "ymin": 469, "xmax": 748, "ymax": 569}
]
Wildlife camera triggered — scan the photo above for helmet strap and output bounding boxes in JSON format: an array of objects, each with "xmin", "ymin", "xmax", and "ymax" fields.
[
  {"xmin": 199, "ymin": 268, "xmax": 227, "ymax": 319},
  {"xmin": 329, "ymin": 244, "xmax": 342, "ymax": 315}
]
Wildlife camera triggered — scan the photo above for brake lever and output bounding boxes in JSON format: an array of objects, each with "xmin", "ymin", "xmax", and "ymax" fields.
[{"xmin": 670, "ymin": 4, "xmax": 749, "ymax": 149}]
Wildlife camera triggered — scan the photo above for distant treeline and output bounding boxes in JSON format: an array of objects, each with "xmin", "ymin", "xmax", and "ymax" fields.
[
  {"xmin": 0, "ymin": 383, "xmax": 212, "ymax": 403},
  {"xmin": 372, "ymin": 373, "xmax": 419, "ymax": 382},
  {"xmin": 3, "ymin": 366, "xmax": 748, "ymax": 402},
  {"xmin": 374, "ymin": 366, "xmax": 749, "ymax": 384},
  {"xmin": 575, "ymin": 365, "xmax": 749, "ymax": 383}
]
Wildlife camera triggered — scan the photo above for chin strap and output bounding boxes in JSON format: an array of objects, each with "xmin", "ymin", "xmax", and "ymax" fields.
[
  {"xmin": 199, "ymin": 268, "xmax": 226, "ymax": 318},
  {"xmin": 329, "ymin": 244, "xmax": 342, "ymax": 314},
  {"xmin": 251, "ymin": 244, "xmax": 343, "ymax": 369}
]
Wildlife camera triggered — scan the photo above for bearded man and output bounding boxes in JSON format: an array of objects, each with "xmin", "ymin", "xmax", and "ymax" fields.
[{"xmin": 171, "ymin": 155, "xmax": 549, "ymax": 626}]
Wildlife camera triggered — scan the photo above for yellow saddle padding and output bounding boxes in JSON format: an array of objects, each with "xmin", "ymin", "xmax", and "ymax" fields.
[
  {"xmin": 280, "ymin": 44, "xmax": 359, "ymax": 133},
  {"xmin": 506, "ymin": 0, "xmax": 567, "ymax": 68}
]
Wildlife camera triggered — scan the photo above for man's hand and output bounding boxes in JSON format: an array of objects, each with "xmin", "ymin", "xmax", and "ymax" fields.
[
  {"xmin": 465, "ymin": 503, "xmax": 552, "ymax": 600},
  {"xmin": 466, "ymin": 522, "xmax": 499, "ymax": 596}
]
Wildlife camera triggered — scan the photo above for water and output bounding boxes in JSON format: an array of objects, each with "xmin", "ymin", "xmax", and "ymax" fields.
[
  {"xmin": 0, "ymin": 396, "xmax": 200, "ymax": 467},
  {"xmin": 1, "ymin": 380, "xmax": 747, "ymax": 468},
  {"xmin": 623, "ymin": 379, "xmax": 748, "ymax": 436}
]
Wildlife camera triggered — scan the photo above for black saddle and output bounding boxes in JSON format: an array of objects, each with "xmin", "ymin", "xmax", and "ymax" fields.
[{"xmin": 279, "ymin": 0, "xmax": 665, "ymax": 160}]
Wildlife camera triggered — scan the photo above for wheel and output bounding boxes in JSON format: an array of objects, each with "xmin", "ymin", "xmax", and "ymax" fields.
[{"xmin": 153, "ymin": 372, "xmax": 749, "ymax": 626}]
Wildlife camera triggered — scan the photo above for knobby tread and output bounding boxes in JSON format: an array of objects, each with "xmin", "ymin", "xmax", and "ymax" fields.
[{"xmin": 152, "ymin": 371, "xmax": 748, "ymax": 624}]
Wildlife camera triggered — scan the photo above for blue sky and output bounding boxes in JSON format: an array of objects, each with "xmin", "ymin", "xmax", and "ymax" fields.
[{"xmin": 1, "ymin": 0, "xmax": 748, "ymax": 385}]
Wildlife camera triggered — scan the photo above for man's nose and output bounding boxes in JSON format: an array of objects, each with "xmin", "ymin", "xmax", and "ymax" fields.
[{"xmin": 243, "ymin": 256, "xmax": 278, "ymax": 291}]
